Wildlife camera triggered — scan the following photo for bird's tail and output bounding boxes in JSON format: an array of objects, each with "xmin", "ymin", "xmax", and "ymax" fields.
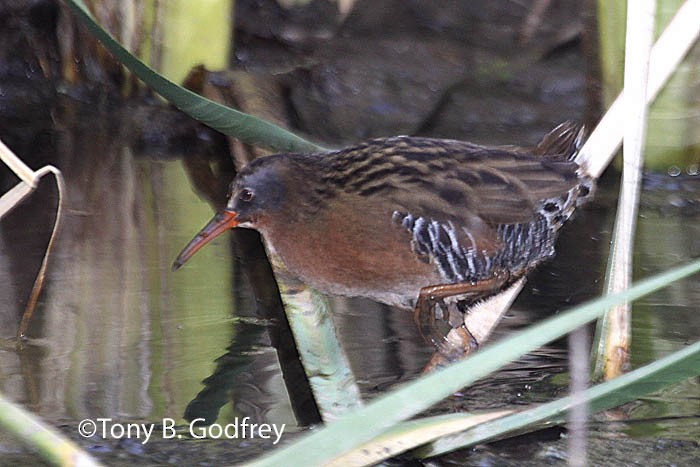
[
  {"xmin": 534, "ymin": 121, "xmax": 586, "ymax": 160},
  {"xmin": 536, "ymin": 121, "xmax": 595, "ymax": 214}
]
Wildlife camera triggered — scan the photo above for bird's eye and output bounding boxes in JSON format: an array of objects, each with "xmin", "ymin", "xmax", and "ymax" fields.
[{"xmin": 239, "ymin": 188, "xmax": 255, "ymax": 202}]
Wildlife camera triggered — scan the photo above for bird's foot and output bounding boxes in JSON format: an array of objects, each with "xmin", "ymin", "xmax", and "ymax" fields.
[{"xmin": 422, "ymin": 325, "xmax": 479, "ymax": 373}]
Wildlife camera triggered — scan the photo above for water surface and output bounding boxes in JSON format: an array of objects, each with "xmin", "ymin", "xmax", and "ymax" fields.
[{"xmin": 1, "ymin": 102, "xmax": 698, "ymax": 465}]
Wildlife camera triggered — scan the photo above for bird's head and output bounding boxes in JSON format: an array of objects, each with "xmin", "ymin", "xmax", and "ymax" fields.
[{"xmin": 172, "ymin": 155, "xmax": 290, "ymax": 271}]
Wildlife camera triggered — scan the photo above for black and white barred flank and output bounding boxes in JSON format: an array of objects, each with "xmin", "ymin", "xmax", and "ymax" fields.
[{"xmin": 391, "ymin": 176, "xmax": 592, "ymax": 284}]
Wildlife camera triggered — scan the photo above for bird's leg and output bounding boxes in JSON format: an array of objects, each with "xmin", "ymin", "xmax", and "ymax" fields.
[
  {"xmin": 415, "ymin": 272, "xmax": 510, "ymax": 366},
  {"xmin": 414, "ymin": 288, "xmax": 448, "ymax": 346},
  {"xmin": 414, "ymin": 275, "xmax": 510, "ymax": 339},
  {"xmin": 413, "ymin": 293, "xmax": 450, "ymax": 346}
]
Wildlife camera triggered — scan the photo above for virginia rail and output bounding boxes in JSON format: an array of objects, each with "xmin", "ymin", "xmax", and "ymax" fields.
[{"xmin": 174, "ymin": 122, "xmax": 593, "ymax": 359}]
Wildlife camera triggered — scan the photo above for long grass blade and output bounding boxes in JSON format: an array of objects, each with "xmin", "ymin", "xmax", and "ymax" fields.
[
  {"xmin": 247, "ymin": 259, "xmax": 700, "ymax": 467},
  {"xmin": 328, "ymin": 338, "xmax": 700, "ymax": 465},
  {"xmin": 593, "ymin": 0, "xmax": 656, "ymax": 380},
  {"xmin": 328, "ymin": 411, "xmax": 512, "ymax": 466},
  {"xmin": 416, "ymin": 338, "xmax": 700, "ymax": 458},
  {"xmin": 0, "ymin": 139, "xmax": 66, "ymax": 340},
  {"xmin": 63, "ymin": 0, "xmax": 325, "ymax": 154},
  {"xmin": 0, "ymin": 392, "xmax": 101, "ymax": 466}
]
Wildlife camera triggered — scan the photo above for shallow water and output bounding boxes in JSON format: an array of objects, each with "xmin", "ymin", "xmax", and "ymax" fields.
[{"xmin": 1, "ymin": 98, "xmax": 698, "ymax": 464}]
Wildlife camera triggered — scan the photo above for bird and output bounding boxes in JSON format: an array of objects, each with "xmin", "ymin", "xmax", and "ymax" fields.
[{"xmin": 173, "ymin": 121, "xmax": 593, "ymax": 361}]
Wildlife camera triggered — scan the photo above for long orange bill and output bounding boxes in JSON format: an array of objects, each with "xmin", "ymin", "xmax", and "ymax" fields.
[{"xmin": 172, "ymin": 210, "xmax": 240, "ymax": 271}]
